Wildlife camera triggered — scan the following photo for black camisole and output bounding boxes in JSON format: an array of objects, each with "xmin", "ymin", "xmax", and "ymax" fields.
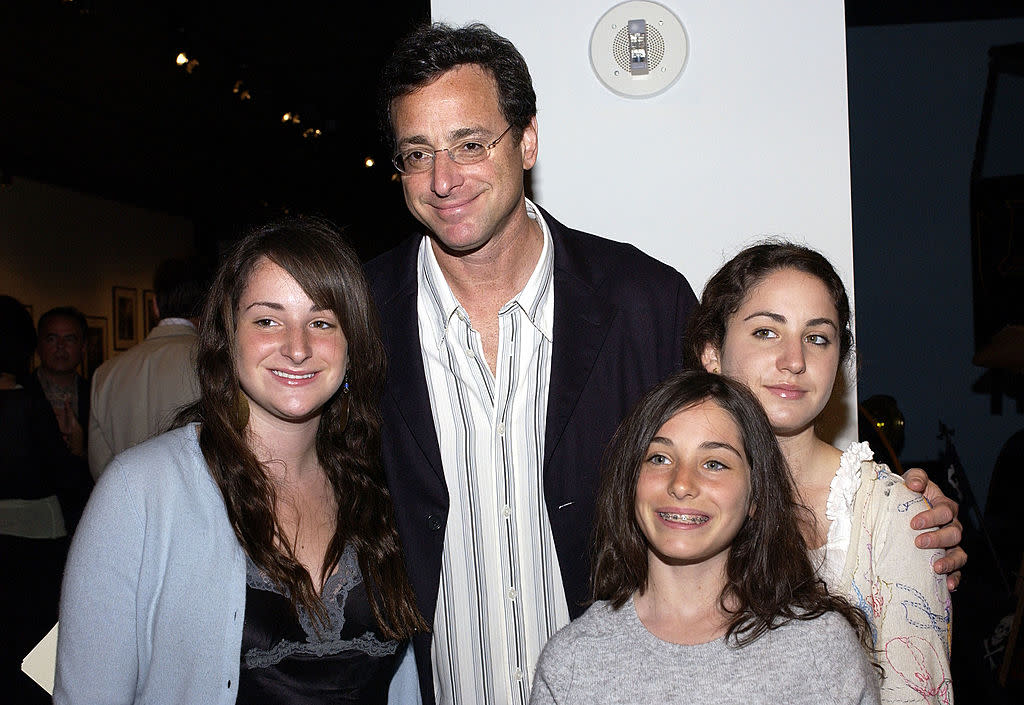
[{"xmin": 237, "ymin": 544, "xmax": 402, "ymax": 704}]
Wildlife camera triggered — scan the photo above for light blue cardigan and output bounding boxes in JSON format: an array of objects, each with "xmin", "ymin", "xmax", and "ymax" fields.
[
  {"xmin": 55, "ymin": 424, "xmax": 422, "ymax": 705},
  {"xmin": 55, "ymin": 424, "xmax": 246, "ymax": 704}
]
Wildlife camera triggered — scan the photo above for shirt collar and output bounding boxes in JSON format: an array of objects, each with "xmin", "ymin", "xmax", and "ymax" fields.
[
  {"xmin": 517, "ymin": 198, "xmax": 554, "ymax": 341},
  {"xmin": 416, "ymin": 198, "xmax": 555, "ymax": 347},
  {"xmin": 156, "ymin": 317, "xmax": 195, "ymax": 329}
]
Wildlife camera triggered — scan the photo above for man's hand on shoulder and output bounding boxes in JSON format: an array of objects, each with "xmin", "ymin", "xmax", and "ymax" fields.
[{"xmin": 903, "ymin": 467, "xmax": 966, "ymax": 591}]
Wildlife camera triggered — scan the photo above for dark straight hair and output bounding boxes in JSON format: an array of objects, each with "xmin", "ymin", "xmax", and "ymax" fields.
[{"xmin": 379, "ymin": 22, "xmax": 537, "ymax": 152}]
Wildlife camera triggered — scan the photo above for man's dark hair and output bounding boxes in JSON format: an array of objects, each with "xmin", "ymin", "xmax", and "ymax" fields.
[
  {"xmin": 379, "ymin": 22, "xmax": 537, "ymax": 152},
  {"xmin": 154, "ymin": 257, "xmax": 211, "ymax": 320},
  {"xmin": 38, "ymin": 306, "xmax": 87, "ymax": 340}
]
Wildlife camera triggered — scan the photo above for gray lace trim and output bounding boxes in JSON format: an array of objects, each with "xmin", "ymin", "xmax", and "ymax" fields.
[{"xmin": 242, "ymin": 544, "xmax": 398, "ymax": 669}]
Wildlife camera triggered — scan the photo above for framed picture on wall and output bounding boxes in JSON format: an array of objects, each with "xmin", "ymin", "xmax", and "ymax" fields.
[
  {"xmin": 143, "ymin": 289, "xmax": 158, "ymax": 336},
  {"xmin": 84, "ymin": 316, "xmax": 108, "ymax": 380},
  {"xmin": 113, "ymin": 286, "xmax": 137, "ymax": 350}
]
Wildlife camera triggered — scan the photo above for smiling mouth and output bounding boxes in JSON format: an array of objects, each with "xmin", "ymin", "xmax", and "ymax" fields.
[
  {"xmin": 271, "ymin": 370, "xmax": 315, "ymax": 380},
  {"xmin": 767, "ymin": 386, "xmax": 804, "ymax": 398},
  {"xmin": 657, "ymin": 512, "xmax": 709, "ymax": 525}
]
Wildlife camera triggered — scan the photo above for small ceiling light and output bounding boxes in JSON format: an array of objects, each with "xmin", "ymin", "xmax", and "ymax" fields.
[
  {"xmin": 364, "ymin": 158, "xmax": 375, "ymax": 168},
  {"xmin": 232, "ymin": 81, "xmax": 252, "ymax": 101},
  {"xmin": 175, "ymin": 52, "xmax": 188, "ymax": 66},
  {"xmin": 282, "ymin": 112, "xmax": 292, "ymax": 123}
]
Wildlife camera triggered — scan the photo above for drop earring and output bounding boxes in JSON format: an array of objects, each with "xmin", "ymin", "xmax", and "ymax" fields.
[{"xmin": 338, "ymin": 371, "xmax": 351, "ymax": 432}]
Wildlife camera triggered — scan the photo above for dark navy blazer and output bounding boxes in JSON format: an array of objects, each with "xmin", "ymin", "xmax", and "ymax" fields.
[{"xmin": 365, "ymin": 206, "xmax": 696, "ymax": 701}]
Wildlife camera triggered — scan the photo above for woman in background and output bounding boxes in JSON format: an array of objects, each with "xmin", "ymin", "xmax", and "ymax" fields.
[
  {"xmin": 531, "ymin": 370, "xmax": 879, "ymax": 704},
  {"xmin": 0, "ymin": 295, "xmax": 78, "ymax": 704},
  {"xmin": 686, "ymin": 242, "xmax": 952, "ymax": 704},
  {"xmin": 56, "ymin": 217, "xmax": 425, "ymax": 704}
]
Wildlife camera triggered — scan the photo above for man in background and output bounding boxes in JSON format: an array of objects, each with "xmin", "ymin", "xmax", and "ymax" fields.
[
  {"xmin": 28, "ymin": 307, "xmax": 90, "ymax": 458},
  {"xmin": 88, "ymin": 257, "xmax": 209, "ymax": 478}
]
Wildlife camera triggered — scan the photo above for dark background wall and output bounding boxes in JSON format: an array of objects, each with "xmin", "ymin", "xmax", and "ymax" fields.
[{"xmin": 847, "ymin": 18, "xmax": 1024, "ymax": 511}]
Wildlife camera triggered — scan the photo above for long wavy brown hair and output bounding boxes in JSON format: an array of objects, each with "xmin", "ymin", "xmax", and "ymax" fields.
[
  {"xmin": 178, "ymin": 216, "xmax": 425, "ymax": 638},
  {"xmin": 591, "ymin": 370, "xmax": 872, "ymax": 652}
]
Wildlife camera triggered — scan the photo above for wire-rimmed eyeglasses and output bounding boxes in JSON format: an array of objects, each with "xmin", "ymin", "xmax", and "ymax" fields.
[{"xmin": 392, "ymin": 124, "xmax": 515, "ymax": 174}]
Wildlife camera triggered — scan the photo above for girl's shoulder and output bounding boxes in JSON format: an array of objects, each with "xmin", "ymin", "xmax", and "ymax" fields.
[{"xmin": 99, "ymin": 424, "xmax": 215, "ymax": 510}]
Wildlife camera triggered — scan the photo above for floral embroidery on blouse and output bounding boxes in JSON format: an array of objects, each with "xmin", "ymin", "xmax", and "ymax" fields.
[{"xmin": 817, "ymin": 442, "xmax": 953, "ymax": 704}]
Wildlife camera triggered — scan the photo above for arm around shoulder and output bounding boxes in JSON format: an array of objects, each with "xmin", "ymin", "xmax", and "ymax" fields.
[{"xmin": 869, "ymin": 475, "xmax": 953, "ymax": 704}]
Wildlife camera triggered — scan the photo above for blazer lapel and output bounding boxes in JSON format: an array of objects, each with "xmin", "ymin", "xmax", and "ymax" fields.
[
  {"xmin": 543, "ymin": 221, "xmax": 617, "ymax": 469},
  {"xmin": 377, "ymin": 265, "xmax": 446, "ymax": 488}
]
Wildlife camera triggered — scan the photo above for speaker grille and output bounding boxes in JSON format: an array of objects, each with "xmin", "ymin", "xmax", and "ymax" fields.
[{"xmin": 612, "ymin": 24, "xmax": 665, "ymax": 73}]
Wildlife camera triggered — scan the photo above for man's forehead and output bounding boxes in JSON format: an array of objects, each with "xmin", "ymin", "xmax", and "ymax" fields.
[
  {"xmin": 40, "ymin": 317, "xmax": 83, "ymax": 336},
  {"xmin": 390, "ymin": 64, "xmax": 502, "ymax": 136}
]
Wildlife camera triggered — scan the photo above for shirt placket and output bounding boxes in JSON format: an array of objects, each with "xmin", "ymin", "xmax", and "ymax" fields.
[{"xmin": 494, "ymin": 304, "xmax": 530, "ymax": 704}]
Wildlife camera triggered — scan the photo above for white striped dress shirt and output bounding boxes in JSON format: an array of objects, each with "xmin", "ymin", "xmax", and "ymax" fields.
[{"xmin": 416, "ymin": 201, "xmax": 569, "ymax": 705}]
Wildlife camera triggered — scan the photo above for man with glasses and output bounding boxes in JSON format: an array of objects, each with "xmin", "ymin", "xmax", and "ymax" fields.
[
  {"xmin": 367, "ymin": 22, "xmax": 962, "ymax": 705},
  {"xmin": 368, "ymin": 24, "xmax": 694, "ymax": 704},
  {"xmin": 30, "ymin": 307, "xmax": 91, "ymax": 458}
]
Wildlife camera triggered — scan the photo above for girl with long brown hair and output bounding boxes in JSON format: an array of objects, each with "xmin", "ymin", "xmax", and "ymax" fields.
[
  {"xmin": 686, "ymin": 242, "xmax": 952, "ymax": 704},
  {"xmin": 531, "ymin": 370, "xmax": 878, "ymax": 704},
  {"xmin": 56, "ymin": 217, "xmax": 425, "ymax": 704}
]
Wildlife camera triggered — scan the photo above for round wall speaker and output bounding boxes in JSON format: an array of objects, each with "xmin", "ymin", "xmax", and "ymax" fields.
[{"xmin": 589, "ymin": 1, "xmax": 689, "ymax": 98}]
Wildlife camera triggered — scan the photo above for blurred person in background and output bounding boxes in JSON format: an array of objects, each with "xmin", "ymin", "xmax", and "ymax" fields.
[
  {"xmin": 27, "ymin": 306, "xmax": 90, "ymax": 458},
  {"xmin": 89, "ymin": 256, "xmax": 211, "ymax": 478},
  {"xmin": 0, "ymin": 295, "xmax": 83, "ymax": 705}
]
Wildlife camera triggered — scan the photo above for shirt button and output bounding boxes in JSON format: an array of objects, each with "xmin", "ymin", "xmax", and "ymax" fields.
[
  {"xmin": 502, "ymin": 505, "xmax": 511, "ymax": 518},
  {"xmin": 507, "ymin": 587, "xmax": 518, "ymax": 601},
  {"xmin": 426, "ymin": 514, "xmax": 443, "ymax": 531},
  {"xmin": 496, "ymin": 422, "xmax": 505, "ymax": 436},
  {"xmin": 514, "ymin": 668, "xmax": 524, "ymax": 681},
  {"xmin": 466, "ymin": 347, "xmax": 475, "ymax": 357}
]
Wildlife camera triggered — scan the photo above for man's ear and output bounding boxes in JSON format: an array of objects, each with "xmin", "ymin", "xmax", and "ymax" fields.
[
  {"xmin": 701, "ymin": 344, "xmax": 721, "ymax": 374},
  {"xmin": 521, "ymin": 116, "xmax": 539, "ymax": 170}
]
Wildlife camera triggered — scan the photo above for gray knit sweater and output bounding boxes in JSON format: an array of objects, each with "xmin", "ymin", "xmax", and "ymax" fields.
[{"xmin": 530, "ymin": 597, "xmax": 880, "ymax": 705}]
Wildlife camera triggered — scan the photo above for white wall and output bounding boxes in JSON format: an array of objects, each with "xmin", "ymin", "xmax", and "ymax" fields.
[{"xmin": 432, "ymin": 0, "xmax": 858, "ymax": 444}]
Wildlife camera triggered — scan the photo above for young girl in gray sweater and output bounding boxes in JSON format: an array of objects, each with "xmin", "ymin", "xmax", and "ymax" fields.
[{"xmin": 530, "ymin": 371, "xmax": 879, "ymax": 705}]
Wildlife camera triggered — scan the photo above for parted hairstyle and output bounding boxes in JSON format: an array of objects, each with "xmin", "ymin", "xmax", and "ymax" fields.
[
  {"xmin": 591, "ymin": 370, "xmax": 872, "ymax": 650},
  {"xmin": 683, "ymin": 241, "xmax": 854, "ymax": 371},
  {"xmin": 178, "ymin": 216, "xmax": 425, "ymax": 638},
  {"xmin": 379, "ymin": 22, "xmax": 537, "ymax": 152}
]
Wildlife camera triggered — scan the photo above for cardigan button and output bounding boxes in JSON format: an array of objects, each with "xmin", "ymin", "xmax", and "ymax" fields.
[{"xmin": 426, "ymin": 514, "xmax": 443, "ymax": 531}]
